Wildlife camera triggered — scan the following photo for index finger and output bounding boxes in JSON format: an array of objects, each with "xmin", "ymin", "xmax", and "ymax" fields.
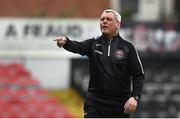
[
  {"xmin": 54, "ymin": 36, "xmax": 65, "ymax": 41},
  {"xmin": 54, "ymin": 39, "xmax": 59, "ymax": 41}
]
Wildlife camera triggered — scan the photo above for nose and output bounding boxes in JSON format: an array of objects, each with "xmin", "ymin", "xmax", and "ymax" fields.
[
  {"xmin": 102, "ymin": 18, "xmax": 107, "ymax": 23},
  {"xmin": 104, "ymin": 18, "xmax": 108, "ymax": 22}
]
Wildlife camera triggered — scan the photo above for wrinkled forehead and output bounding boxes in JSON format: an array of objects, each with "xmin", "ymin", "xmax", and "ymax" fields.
[{"xmin": 100, "ymin": 12, "xmax": 116, "ymax": 19}]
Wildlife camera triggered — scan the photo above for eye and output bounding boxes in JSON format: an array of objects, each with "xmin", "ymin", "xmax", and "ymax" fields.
[
  {"xmin": 100, "ymin": 17, "xmax": 105, "ymax": 21},
  {"xmin": 106, "ymin": 17, "xmax": 113, "ymax": 21}
]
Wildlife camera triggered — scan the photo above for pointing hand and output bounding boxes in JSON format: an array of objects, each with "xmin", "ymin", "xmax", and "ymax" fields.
[{"xmin": 54, "ymin": 36, "xmax": 67, "ymax": 47}]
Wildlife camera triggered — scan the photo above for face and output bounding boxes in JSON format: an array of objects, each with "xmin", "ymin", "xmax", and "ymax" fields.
[{"xmin": 100, "ymin": 12, "xmax": 120, "ymax": 37}]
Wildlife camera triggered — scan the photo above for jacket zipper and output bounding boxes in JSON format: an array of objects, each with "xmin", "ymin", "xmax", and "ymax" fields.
[{"xmin": 108, "ymin": 39, "xmax": 112, "ymax": 56}]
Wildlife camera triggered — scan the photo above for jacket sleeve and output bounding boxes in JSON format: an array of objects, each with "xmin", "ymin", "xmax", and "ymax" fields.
[
  {"xmin": 128, "ymin": 43, "xmax": 145, "ymax": 99},
  {"xmin": 62, "ymin": 37, "xmax": 93, "ymax": 56}
]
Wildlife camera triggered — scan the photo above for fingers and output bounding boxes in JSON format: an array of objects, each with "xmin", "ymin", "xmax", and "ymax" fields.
[
  {"xmin": 54, "ymin": 36, "xmax": 67, "ymax": 41},
  {"xmin": 124, "ymin": 98, "xmax": 137, "ymax": 114},
  {"xmin": 124, "ymin": 103, "xmax": 136, "ymax": 113},
  {"xmin": 54, "ymin": 36, "xmax": 67, "ymax": 47},
  {"xmin": 124, "ymin": 102, "xmax": 129, "ymax": 113}
]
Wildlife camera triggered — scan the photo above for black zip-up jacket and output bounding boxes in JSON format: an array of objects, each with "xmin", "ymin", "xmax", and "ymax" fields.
[{"xmin": 63, "ymin": 34, "xmax": 144, "ymax": 102}]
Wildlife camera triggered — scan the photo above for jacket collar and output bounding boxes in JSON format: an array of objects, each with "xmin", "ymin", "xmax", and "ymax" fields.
[{"xmin": 100, "ymin": 33, "xmax": 121, "ymax": 41}]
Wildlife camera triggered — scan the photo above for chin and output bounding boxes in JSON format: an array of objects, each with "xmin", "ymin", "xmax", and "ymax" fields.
[
  {"xmin": 102, "ymin": 32, "xmax": 107, "ymax": 35},
  {"xmin": 102, "ymin": 33, "xmax": 110, "ymax": 37},
  {"xmin": 102, "ymin": 31, "xmax": 109, "ymax": 35}
]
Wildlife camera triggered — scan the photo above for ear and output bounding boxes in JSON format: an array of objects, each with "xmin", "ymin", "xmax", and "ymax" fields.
[{"xmin": 116, "ymin": 21, "xmax": 121, "ymax": 29}]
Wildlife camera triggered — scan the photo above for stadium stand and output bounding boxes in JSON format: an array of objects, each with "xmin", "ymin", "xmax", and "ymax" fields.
[
  {"xmin": 0, "ymin": 62, "xmax": 75, "ymax": 118},
  {"xmin": 134, "ymin": 57, "xmax": 180, "ymax": 118}
]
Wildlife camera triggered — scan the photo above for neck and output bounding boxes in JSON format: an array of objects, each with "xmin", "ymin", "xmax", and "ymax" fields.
[{"xmin": 102, "ymin": 33, "xmax": 119, "ymax": 40}]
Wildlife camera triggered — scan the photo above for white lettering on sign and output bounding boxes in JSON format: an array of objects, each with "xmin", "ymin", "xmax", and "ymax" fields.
[{"xmin": 0, "ymin": 18, "xmax": 100, "ymax": 53}]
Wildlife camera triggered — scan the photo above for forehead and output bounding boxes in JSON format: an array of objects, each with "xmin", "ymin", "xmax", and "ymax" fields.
[{"xmin": 101, "ymin": 12, "xmax": 115, "ymax": 18}]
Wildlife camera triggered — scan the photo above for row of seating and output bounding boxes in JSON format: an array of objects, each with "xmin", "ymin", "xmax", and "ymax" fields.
[
  {"xmin": 135, "ymin": 67, "xmax": 180, "ymax": 118},
  {"xmin": 0, "ymin": 62, "xmax": 74, "ymax": 118},
  {"xmin": 145, "ymin": 69, "xmax": 180, "ymax": 83}
]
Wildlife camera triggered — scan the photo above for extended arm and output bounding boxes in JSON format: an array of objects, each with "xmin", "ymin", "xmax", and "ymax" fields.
[{"xmin": 54, "ymin": 36, "xmax": 93, "ymax": 56}]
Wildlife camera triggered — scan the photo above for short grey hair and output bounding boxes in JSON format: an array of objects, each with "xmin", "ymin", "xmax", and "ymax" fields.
[{"xmin": 103, "ymin": 9, "xmax": 121, "ymax": 22}]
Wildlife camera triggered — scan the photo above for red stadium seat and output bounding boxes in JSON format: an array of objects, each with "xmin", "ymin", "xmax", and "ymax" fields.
[{"xmin": 0, "ymin": 62, "xmax": 75, "ymax": 118}]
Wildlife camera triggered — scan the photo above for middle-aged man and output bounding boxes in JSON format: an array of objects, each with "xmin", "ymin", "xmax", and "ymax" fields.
[{"xmin": 54, "ymin": 9, "xmax": 145, "ymax": 118}]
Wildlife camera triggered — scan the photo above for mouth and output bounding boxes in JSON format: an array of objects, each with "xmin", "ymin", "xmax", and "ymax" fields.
[
  {"xmin": 102, "ymin": 25, "xmax": 109, "ymax": 30},
  {"xmin": 102, "ymin": 25, "xmax": 108, "ymax": 29}
]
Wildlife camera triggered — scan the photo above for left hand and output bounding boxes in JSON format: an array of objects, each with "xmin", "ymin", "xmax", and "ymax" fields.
[{"xmin": 124, "ymin": 97, "xmax": 137, "ymax": 114}]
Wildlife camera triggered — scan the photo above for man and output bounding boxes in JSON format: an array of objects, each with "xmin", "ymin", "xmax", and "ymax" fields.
[{"xmin": 54, "ymin": 9, "xmax": 145, "ymax": 118}]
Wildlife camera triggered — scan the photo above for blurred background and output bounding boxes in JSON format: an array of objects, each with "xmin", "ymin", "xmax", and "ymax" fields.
[{"xmin": 0, "ymin": 0, "xmax": 180, "ymax": 118}]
